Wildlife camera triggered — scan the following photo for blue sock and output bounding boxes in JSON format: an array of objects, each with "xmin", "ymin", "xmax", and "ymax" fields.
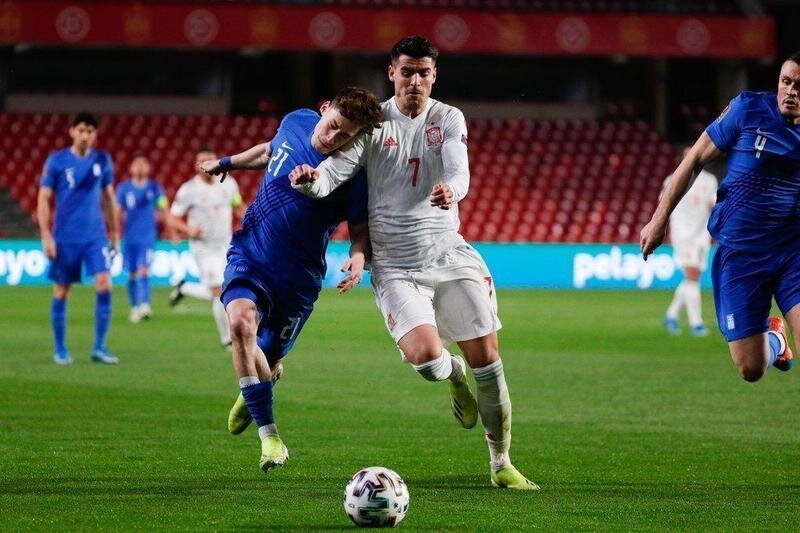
[
  {"xmin": 767, "ymin": 331, "xmax": 782, "ymax": 366},
  {"xmin": 94, "ymin": 291, "xmax": 112, "ymax": 351},
  {"xmin": 241, "ymin": 381, "xmax": 275, "ymax": 428},
  {"xmin": 51, "ymin": 297, "xmax": 67, "ymax": 354},
  {"xmin": 139, "ymin": 276, "xmax": 151, "ymax": 305},
  {"xmin": 127, "ymin": 278, "xmax": 139, "ymax": 308}
]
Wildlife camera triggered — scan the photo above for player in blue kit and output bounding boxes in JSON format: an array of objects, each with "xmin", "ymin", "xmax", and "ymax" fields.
[
  {"xmin": 116, "ymin": 155, "xmax": 169, "ymax": 323},
  {"xmin": 199, "ymin": 87, "xmax": 383, "ymax": 473},
  {"xmin": 641, "ymin": 51, "xmax": 800, "ymax": 382},
  {"xmin": 37, "ymin": 112, "xmax": 120, "ymax": 365}
]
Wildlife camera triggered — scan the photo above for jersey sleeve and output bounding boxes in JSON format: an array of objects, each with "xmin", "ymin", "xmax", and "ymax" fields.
[
  {"xmin": 345, "ymin": 172, "xmax": 369, "ymax": 225},
  {"xmin": 294, "ymin": 135, "xmax": 368, "ymax": 198},
  {"xmin": 40, "ymin": 153, "xmax": 58, "ymax": 188},
  {"xmin": 170, "ymin": 184, "xmax": 189, "ymax": 216},
  {"xmin": 705, "ymin": 93, "xmax": 747, "ymax": 153},
  {"xmin": 441, "ymin": 109, "xmax": 470, "ymax": 203},
  {"xmin": 101, "ymin": 152, "xmax": 115, "ymax": 187}
]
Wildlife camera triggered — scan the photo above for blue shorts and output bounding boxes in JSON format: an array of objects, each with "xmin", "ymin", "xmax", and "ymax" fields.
[
  {"xmin": 123, "ymin": 241, "xmax": 153, "ymax": 273},
  {"xmin": 712, "ymin": 245, "xmax": 800, "ymax": 342},
  {"xmin": 48, "ymin": 239, "xmax": 111, "ymax": 284},
  {"xmin": 221, "ymin": 246, "xmax": 320, "ymax": 366}
]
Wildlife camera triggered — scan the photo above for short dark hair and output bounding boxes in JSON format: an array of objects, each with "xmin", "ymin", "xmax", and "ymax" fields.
[
  {"xmin": 390, "ymin": 35, "xmax": 438, "ymax": 65},
  {"xmin": 331, "ymin": 86, "xmax": 383, "ymax": 135},
  {"xmin": 72, "ymin": 112, "xmax": 98, "ymax": 128},
  {"xmin": 785, "ymin": 50, "xmax": 800, "ymax": 65}
]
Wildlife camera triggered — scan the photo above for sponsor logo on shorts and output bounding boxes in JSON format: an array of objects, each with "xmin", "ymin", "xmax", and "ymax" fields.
[
  {"xmin": 387, "ymin": 312, "xmax": 396, "ymax": 331},
  {"xmin": 726, "ymin": 313, "xmax": 735, "ymax": 330}
]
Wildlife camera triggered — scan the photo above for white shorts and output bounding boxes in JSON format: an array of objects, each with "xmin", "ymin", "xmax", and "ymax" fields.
[
  {"xmin": 370, "ymin": 244, "xmax": 501, "ymax": 345},
  {"xmin": 673, "ymin": 239, "xmax": 710, "ymax": 271},
  {"xmin": 191, "ymin": 241, "xmax": 228, "ymax": 288}
]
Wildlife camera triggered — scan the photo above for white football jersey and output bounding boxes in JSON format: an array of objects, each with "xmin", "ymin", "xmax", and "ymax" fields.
[
  {"xmin": 666, "ymin": 169, "xmax": 717, "ymax": 244},
  {"xmin": 298, "ymin": 97, "xmax": 471, "ymax": 271},
  {"xmin": 171, "ymin": 175, "xmax": 241, "ymax": 247}
]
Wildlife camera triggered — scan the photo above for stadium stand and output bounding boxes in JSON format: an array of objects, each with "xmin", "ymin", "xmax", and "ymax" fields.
[
  {"xmin": 0, "ymin": 111, "xmax": 674, "ymax": 243},
  {"xmin": 130, "ymin": 0, "xmax": 749, "ymax": 15}
]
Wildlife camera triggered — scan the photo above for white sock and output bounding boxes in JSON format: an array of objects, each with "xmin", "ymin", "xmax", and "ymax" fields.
[
  {"xmin": 239, "ymin": 376, "xmax": 260, "ymax": 387},
  {"xmin": 473, "ymin": 359, "xmax": 511, "ymax": 471},
  {"xmin": 258, "ymin": 423, "xmax": 278, "ymax": 440},
  {"xmin": 212, "ymin": 298, "xmax": 231, "ymax": 344},
  {"xmin": 666, "ymin": 281, "xmax": 685, "ymax": 319},
  {"xmin": 182, "ymin": 282, "xmax": 212, "ymax": 300},
  {"xmin": 412, "ymin": 348, "xmax": 461, "ymax": 382},
  {"xmin": 683, "ymin": 280, "xmax": 703, "ymax": 327}
]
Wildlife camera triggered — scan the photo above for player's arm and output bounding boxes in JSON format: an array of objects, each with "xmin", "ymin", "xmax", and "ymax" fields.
[
  {"xmin": 230, "ymin": 181, "xmax": 247, "ymax": 219},
  {"xmin": 338, "ymin": 221, "xmax": 371, "ymax": 294},
  {"xmin": 164, "ymin": 210, "xmax": 201, "ymax": 239},
  {"xmin": 167, "ymin": 186, "xmax": 202, "ymax": 238},
  {"xmin": 37, "ymin": 186, "xmax": 56, "ymax": 259},
  {"xmin": 290, "ymin": 137, "xmax": 367, "ymax": 198},
  {"xmin": 153, "ymin": 192, "xmax": 177, "ymax": 240},
  {"xmin": 431, "ymin": 110, "xmax": 470, "ymax": 210},
  {"xmin": 38, "ymin": 155, "xmax": 58, "ymax": 259},
  {"xmin": 201, "ymin": 142, "xmax": 272, "ymax": 181},
  {"xmin": 640, "ymin": 131, "xmax": 722, "ymax": 259},
  {"xmin": 102, "ymin": 184, "xmax": 120, "ymax": 252}
]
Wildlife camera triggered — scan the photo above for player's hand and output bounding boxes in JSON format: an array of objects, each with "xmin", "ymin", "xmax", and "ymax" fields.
[
  {"xmin": 430, "ymin": 183, "xmax": 454, "ymax": 210},
  {"xmin": 289, "ymin": 164, "xmax": 319, "ymax": 185},
  {"xmin": 200, "ymin": 159, "xmax": 227, "ymax": 183},
  {"xmin": 639, "ymin": 218, "xmax": 666, "ymax": 260},
  {"xmin": 338, "ymin": 253, "xmax": 365, "ymax": 294},
  {"xmin": 187, "ymin": 226, "xmax": 203, "ymax": 239},
  {"xmin": 42, "ymin": 235, "xmax": 56, "ymax": 259}
]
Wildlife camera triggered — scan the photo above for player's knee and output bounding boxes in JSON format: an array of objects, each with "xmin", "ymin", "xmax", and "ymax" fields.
[
  {"xmin": 95, "ymin": 276, "xmax": 111, "ymax": 292},
  {"xmin": 228, "ymin": 308, "xmax": 257, "ymax": 342},
  {"xmin": 54, "ymin": 284, "xmax": 70, "ymax": 299},
  {"xmin": 400, "ymin": 343, "xmax": 442, "ymax": 365},
  {"xmin": 736, "ymin": 360, "xmax": 766, "ymax": 382}
]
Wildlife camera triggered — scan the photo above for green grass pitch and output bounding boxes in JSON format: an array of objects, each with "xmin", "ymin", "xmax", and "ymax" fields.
[{"xmin": 0, "ymin": 286, "xmax": 798, "ymax": 530}]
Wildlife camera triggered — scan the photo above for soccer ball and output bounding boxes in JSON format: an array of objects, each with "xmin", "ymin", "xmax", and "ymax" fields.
[{"xmin": 343, "ymin": 466, "xmax": 410, "ymax": 528}]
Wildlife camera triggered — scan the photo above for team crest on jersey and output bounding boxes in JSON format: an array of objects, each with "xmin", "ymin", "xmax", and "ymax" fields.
[
  {"xmin": 93, "ymin": 163, "xmax": 102, "ymax": 176},
  {"xmin": 425, "ymin": 125, "xmax": 443, "ymax": 147}
]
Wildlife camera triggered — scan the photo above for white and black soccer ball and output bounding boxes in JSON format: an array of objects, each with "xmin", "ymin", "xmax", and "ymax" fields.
[{"xmin": 343, "ymin": 466, "xmax": 410, "ymax": 528}]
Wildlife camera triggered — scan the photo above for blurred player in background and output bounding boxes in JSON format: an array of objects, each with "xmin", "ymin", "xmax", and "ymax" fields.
[
  {"xmin": 200, "ymin": 86, "xmax": 382, "ymax": 473},
  {"xmin": 169, "ymin": 147, "xmax": 245, "ymax": 349},
  {"xmin": 291, "ymin": 36, "xmax": 537, "ymax": 490},
  {"xmin": 662, "ymin": 148, "xmax": 717, "ymax": 337},
  {"xmin": 116, "ymin": 155, "xmax": 167, "ymax": 323},
  {"xmin": 641, "ymin": 50, "xmax": 800, "ymax": 382},
  {"xmin": 37, "ymin": 112, "xmax": 120, "ymax": 365}
]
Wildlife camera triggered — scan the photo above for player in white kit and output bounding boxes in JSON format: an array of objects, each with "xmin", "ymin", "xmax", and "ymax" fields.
[
  {"xmin": 170, "ymin": 147, "xmax": 246, "ymax": 348},
  {"xmin": 662, "ymin": 148, "xmax": 717, "ymax": 337},
  {"xmin": 290, "ymin": 36, "xmax": 537, "ymax": 490}
]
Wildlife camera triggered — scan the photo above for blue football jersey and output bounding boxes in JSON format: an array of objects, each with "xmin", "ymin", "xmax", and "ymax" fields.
[
  {"xmin": 40, "ymin": 148, "xmax": 114, "ymax": 243},
  {"xmin": 116, "ymin": 178, "xmax": 166, "ymax": 246},
  {"xmin": 237, "ymin": 108, "xmax": 368, "ymax": 285},
  {"xmin": 705, "ymin": 91, "xmax": 800, "ymax": 252}
]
